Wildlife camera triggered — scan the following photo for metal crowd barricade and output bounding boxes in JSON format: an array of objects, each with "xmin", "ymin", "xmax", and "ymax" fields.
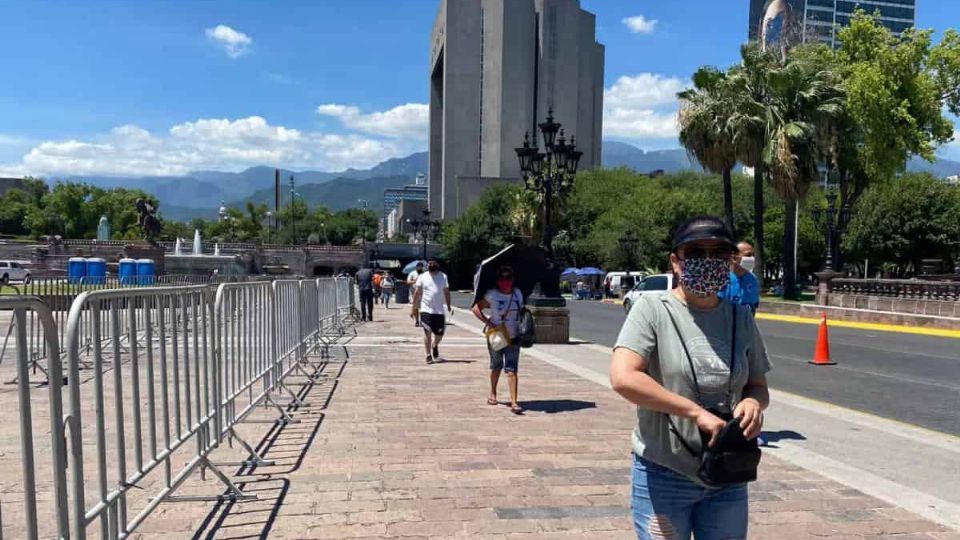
[
  {"xmin": 0, "ymin": 296, "xmax": 69, "ymax": 540},
  {"xmin": 63, "ymin": 285, "xmax": 232, "ymax": 539},
  {"xmin": 2, "ymin": 277, "xmax": 349, "ymax": 539}
]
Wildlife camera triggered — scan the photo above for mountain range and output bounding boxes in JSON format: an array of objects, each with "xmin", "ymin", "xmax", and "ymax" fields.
[{"xmin": 65, "ymin": 141, "xmax": 960, "ymax": 221}]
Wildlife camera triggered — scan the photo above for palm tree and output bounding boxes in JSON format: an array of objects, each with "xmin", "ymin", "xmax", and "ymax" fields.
[
  {"xmin": 761, "ymin": 54, "xmax": 844, "ymax": 298},
  {"xmin": 678, "ymin": 67, "xmax": 738, "ymax": 235},
  {"xmin": 727, "ymin": 43, "xmax": 778, "ymax": 286}
]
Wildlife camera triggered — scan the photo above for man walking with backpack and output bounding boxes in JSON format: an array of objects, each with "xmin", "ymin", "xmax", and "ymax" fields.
[{"xmin": 471, "ymin": 266, "xmax": 526, "ymax": 415}]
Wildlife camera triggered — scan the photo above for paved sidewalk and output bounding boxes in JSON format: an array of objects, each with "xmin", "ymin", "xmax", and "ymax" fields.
[{"xmin": 136, "ymin": 304, "xmax": 957, "ymax": 539}]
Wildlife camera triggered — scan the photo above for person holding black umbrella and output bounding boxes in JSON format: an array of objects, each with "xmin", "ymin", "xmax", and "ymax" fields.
[{"xmin": 471, "ymin": 265, "xmax": 525, "ymax": 414}]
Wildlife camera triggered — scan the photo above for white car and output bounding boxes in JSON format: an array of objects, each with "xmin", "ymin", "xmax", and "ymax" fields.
[
  {"xmin": 623, "ymin": 273, "xmax": 674, "ymax": 314},
  {"xmin": 0, "ymin": 261, "xmax": 31, "ymax": 284}
]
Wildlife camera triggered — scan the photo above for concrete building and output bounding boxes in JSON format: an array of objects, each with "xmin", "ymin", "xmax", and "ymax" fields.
[
  {"xmin": 384, "ymin": 199, "xmax": 429, "ymax": 242},
  {"xmin": 383, "ymin": 183, "xmax": 428, "ymax": 222},
  {"xmin": 749, "ymin": 0, "xmax": 917, "ymax": 48},
  {"xmin": 429, "ymin": 0, "xmax": 604, "ymax": 220}
]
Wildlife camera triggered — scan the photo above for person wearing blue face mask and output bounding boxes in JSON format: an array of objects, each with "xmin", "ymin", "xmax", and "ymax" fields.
[{"xmin": 719, "ymin": 242, "xmax": 760, "ymax": 312}]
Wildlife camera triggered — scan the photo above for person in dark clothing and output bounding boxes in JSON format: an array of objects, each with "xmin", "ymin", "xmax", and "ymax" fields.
[{"xmin": 356, "ymin": 266, "xmax": 375, "ymax": 322}]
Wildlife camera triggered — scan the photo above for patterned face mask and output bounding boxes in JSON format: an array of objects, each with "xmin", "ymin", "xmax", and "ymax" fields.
[{"xmin": 679, "ymin": 257, "xmax": 730, "ymax": 297}]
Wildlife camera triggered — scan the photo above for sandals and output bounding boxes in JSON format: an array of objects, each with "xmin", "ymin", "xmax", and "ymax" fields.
[
  {"xmin": 487, "ymin": 397, "xmax": 498, "ymax": 406},
  {"xmin": 510, "ymin": 404, "xmax": 524, "ymax": 415}
]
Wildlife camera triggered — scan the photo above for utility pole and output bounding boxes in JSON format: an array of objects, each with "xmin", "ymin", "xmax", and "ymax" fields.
[{"xmin": 289, "ymin": 175, "xmax": 297, "ymax": 245}]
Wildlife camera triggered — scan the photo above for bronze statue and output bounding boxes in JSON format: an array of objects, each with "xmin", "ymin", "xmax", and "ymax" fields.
[{"xmin": 136, "ymin": 198, "xmax": 161, "ymax": 242}]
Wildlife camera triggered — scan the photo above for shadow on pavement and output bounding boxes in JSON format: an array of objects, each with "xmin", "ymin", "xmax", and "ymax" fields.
[
  {"xmin": 521, "ymin": 399, "xmax": 597, "ymax": 413},
  {"xmin": 190, "ymin": 359, "xmax": 345, "ymax": 539},
  {"xmin": 760, "ymin": 429, "xmax": 807, "ymax": 448}
]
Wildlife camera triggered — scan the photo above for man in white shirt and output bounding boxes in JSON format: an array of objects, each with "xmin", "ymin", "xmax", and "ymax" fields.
[
  {"xmin": 407, "ymin": 261, "xmax": 424, "ymax": 327},
  {"xmin": 411, "ymin": 257, "xmax": 452, "ymax": 364}
]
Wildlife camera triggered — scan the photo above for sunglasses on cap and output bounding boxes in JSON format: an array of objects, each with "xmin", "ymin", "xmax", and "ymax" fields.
[{"xmin": 678, "ymin": 245, "xmax": 736, "ymax": 261}]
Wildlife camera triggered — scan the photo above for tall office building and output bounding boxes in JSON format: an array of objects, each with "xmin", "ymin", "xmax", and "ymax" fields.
[
  {"xmin": 429, "ymin": 0, "xmax": 605, "ymax": 220},
  {"xmin": 749, "ymin": 0, "xmax": 917, "ymax": 48}
]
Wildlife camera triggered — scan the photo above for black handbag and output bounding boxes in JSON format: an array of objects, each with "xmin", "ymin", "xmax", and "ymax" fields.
[
  {"xmin": 516, "ymin": 307, "xmax": 536, "ymax": 348},
  {"xmin": 660, "ymin": 298, "xmax": 761, "ymax": 487}
]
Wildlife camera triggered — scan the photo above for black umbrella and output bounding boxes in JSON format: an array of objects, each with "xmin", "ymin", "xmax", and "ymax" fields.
[{"xmin": 471, "ymin": 244, "xmax": 546, "ymax": 305}]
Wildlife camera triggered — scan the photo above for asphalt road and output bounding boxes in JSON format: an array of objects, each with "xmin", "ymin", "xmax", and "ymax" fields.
[{"xmin": 451, "ymin": 292, "xmax": 960, "ymax": 436}]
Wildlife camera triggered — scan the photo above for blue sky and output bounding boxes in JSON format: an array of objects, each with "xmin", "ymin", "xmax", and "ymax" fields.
[{"xmin": 1, "ymin": 0, "xmax": 958, "ymax": 177}]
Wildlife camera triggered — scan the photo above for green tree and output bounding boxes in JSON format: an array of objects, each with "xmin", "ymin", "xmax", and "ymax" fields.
[
  {"xmin": 842, "ymin": 173, "xmax": 960, "ymax": 277},
  {"xmin": 762, "ymin": 51, "xmax": 844, "ymax": 298},
  {"xmin": 727, "ymin": 43, "xmax": 779, "ymax": 285},
  {"xmin": 678, "ymin": 66, "xmax": 739, "ymax": 234},
  {"xmin": 440, "ymin": 183, "xmax": 523, "ymax": 287}
]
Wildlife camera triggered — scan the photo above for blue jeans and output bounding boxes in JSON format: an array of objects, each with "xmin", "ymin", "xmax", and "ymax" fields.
[
  {"xmin": 631, "ymin": 454, "xmax": 748, "ymax": 540},
  {"xmin": 488, "ymin": 343, "xmax": 520, "ymax": 372}
]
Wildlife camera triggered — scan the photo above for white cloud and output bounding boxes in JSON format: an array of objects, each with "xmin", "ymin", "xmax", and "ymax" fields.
[
  {"xmin": 205, "ymin": 25, "xmax": 253, "ymax": 59},
  {"xmin": 603, "ymin": 73, "xmax": 688, "ymax": 140},
  {"xmin": 623, "ymin": 15, "xmax": 658, "ymax": 34},
  {"xmin": 317, "ymin": 103, "xmax": 429, "ymax": 140},
  {"xmin": 3, "ymin": 115, "xmax": 421, "ymax": 177}
]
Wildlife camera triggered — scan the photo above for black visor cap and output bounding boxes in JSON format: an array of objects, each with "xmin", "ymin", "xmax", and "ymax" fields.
[{"xmin": 671, "ymin": 217, "xmax": 736, "ymax": 252}]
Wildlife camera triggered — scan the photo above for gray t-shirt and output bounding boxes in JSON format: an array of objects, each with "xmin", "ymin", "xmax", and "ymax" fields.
[{"xmin": 615, "ymin": 292, "xmax": 771, "ymax": 484}]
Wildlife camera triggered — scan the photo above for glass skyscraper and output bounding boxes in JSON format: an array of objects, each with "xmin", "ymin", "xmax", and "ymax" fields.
[{"xmin": 749, "ymin": 0, "xmax": 917, "ymax": 48}]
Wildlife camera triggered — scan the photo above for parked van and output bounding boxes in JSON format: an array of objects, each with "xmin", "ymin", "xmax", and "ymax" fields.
[{"xmin": 604, "ymin": 271, "xmax": 644, "ymax": 297}]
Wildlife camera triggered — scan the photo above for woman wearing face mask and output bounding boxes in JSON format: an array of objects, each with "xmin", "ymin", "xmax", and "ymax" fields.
[
  {"xmin": 609, "ymin": 216, "xmax": 771, "ymax": 540},
  {"xmin": 471, "ymin": 266, "xmax": 525, "ymax": 414}
]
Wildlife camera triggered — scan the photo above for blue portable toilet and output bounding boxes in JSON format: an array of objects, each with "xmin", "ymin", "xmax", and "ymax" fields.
[
  {"xmin": 136, "ymin": 259, "xmax": 155, "ymax": 285},
  {"xmin": 118, "ymin": 258, "xmax": 137, "ymax": 285},
  {"xmin": 68, "ymin": 257, "xmax": 87, "ymax": 285},
  {"xmin": 85, "ymin": 258, "xmax": 107, "ymax": 285}
]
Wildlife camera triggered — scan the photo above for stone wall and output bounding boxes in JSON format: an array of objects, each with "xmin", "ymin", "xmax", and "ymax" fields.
[{"xmin": 827, "ymin": 293, "xmax": 960, "ymax": 318}]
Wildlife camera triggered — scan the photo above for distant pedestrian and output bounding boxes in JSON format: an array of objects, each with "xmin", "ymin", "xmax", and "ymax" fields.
[
  {"xmin": 381, "ymin": 273, "xmax": 395, "ymax": 308},
  {"xmin": 609, "ymin": 216, "xmax": 771, "ymax": 540},
  {"xmin": 719, "ymin": 241, "xmax": 760, "ymax": 312},
  {"xmin": 373, "ymin": 270, "xmax": 383, "ymax": 304},
  {"xmin": 575, "ymin": 280, "xmax": 587, "ymax": 300},
  {"xmin": 355, "ymin": 265, "xmax": 375, "ymax": 322},
  {"xmin": 471, "ymin": 266, "xmax": 524, "ymax": 414},
  {"xmin": 410, "ymin": 258, "xmax": 452, "ymax": 364},
  {"xmin": 407, "ymin": 262, "xmax": 425, "ymax": 327}
]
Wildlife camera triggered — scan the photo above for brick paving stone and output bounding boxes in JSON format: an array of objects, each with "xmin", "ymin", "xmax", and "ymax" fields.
[{"xmin": 6, "ymin": 305, "xmax": 953, "ymax": 539}]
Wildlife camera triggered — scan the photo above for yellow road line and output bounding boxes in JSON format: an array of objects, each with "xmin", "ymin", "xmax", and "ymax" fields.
[{"xmin": 756, "ymin": 312, "xmax": 960, "ymax": 339}]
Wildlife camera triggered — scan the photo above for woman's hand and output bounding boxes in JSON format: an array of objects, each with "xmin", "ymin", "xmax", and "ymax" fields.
[
  {"xmin": 733, "ymin": 398, "xmax": 763, "ymax": 440},
  {"xmin": 693, "ymin": 408, "xmax": 727, "ymax": 448}
]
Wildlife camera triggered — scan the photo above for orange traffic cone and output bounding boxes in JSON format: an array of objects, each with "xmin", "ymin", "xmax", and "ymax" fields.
[{"xmin": 809, "ymin": 313, "xmax": 836, "ymax": 366}]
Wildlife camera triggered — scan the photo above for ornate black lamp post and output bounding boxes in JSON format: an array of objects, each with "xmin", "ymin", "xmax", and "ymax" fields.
[
  {"xmin": 812, "ymin": 169, "xmax": 853, "ymax": 305},
  {"xmin": 515, "ymin": 108, "xmax": 582, "ymax": 259},
  {"xmin": 812, "ymin": 171, "xmax": 852, "ymax": 273},
  {"xmin": 368, "ymin": 244, "xmax": 381, "ymax": 268},
  {"xmin": 618, "ymin": 230, "xmax": 639, "ymax": 296},
  {"xmin": 515, "ymin": 109, "xmax": 582, "ymax": 301},
  {"xmin": 408, "ymin": 208, "xmax": 441, "ymax": 260}
]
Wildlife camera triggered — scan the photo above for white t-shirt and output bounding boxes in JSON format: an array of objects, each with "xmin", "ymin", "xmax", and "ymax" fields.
[
  {"xmin": 484, "ymin": 288, "xmax": 523, "ymax": 338},
  {"xmin": 415, "ymin": 271, "xmax": 449, "ymax": 314},
  {"xmin": 407, "ymin": 270, "xmax": 421, "ymax": 284}
]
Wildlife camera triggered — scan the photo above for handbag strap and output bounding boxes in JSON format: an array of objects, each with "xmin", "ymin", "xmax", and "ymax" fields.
[
  {"xmin": 659, "ymin": 297, "xmax": 738, "ymax": 457},
  {"xmin": 498, "ymin": 290, "xmax": 517, "ymax": 321}
]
